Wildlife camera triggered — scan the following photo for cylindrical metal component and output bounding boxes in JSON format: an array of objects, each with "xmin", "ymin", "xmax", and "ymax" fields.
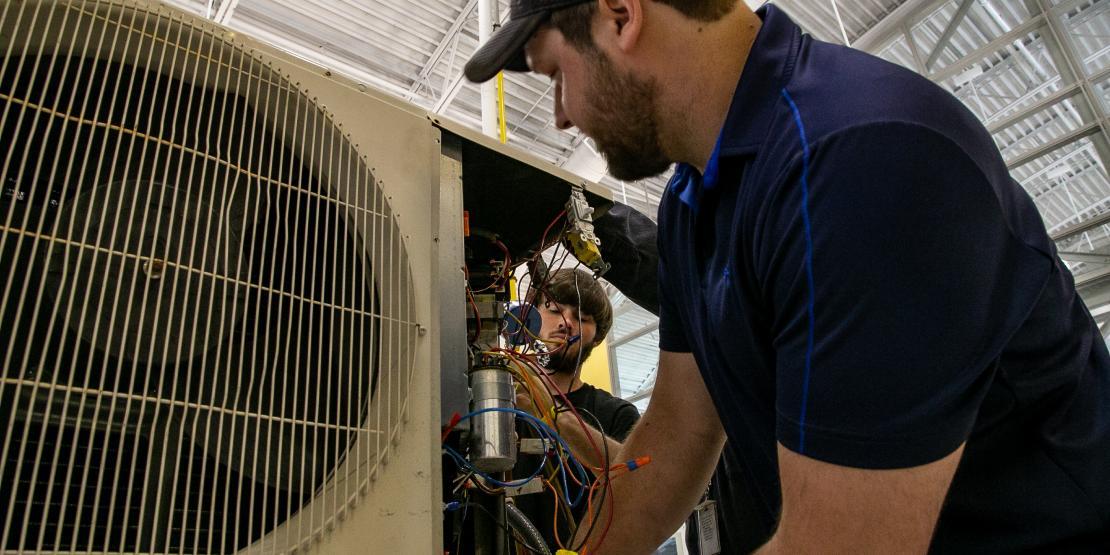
[{"xmin": 469, "ymin": 365, "xmax": 517, "ymax": 473}]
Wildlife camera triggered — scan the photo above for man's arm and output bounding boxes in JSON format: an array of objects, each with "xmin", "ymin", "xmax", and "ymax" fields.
[
  {"xmin": 515, "ymin": 381, "xmax": 632, "ymax": 471},
  {"xmin": 550, "ymin": 409, "xmax": 627, "ymax": 472},
  {"xmin": 758, "ymin": 444, "xmax": 963, "ymax": 554},
  {"xmin": 575, "ymin": 350, "xmax": 725, "ymax": 553}
]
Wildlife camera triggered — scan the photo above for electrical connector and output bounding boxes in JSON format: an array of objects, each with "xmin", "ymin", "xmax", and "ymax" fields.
[
  {"xmin": 503, "ymin": 476, "xmax": 545, "ymax": 497},
  {"xmin": 623, "ymin": 455, "xmax": 652, "ymax": 472},
  {"xmin": 520, "ymin": 437, "xmax": 553, "ymax": 455},
  {"xmin": 564, "ymin": 185, "xmax": 610, "ymax": 276}
]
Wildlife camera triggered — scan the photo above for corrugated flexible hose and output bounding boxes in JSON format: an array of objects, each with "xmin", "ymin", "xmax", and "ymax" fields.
[{"xmin": 505, "ymin": 501, "xmax": 553, "ymax": 555}]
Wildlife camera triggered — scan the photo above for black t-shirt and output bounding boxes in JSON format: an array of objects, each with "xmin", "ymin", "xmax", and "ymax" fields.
[{"xmin": 512, "ymin": 383, "xmax": 640, "ymax": 551}]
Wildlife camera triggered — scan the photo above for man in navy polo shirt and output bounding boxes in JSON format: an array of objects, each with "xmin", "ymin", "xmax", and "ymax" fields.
[{"xmin": 465, "ymin": 0, "xmax": 1110, "ymax": 552}]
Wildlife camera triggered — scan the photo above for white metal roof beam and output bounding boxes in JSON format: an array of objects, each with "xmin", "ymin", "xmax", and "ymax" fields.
[
  {"xmin": 903, "ymin": 22, "xmax": 929, "ymax": 73},
  {"xmin": 213, "ymin": 0, "xmax": 239, "ymax": 25},
  {"xmin": 1006, "ymin": 121, "xmax": 1102, "ymax": 170},
  {"xmin": 987, "ymin": 83, "xmax": 1082, "ymax": 134},
  {"xmin": 928, "ymin": 15, "xmax": 1047, "ymax": 83},
  {"xmin": 1027, "ymin": 0, "xmax": 1110, "ymax": 182},
  {"xmin": 609, "ymin": 320, "xmax": 660, "ymax": 349},
  {"xmin": 625, "ymin": 386, "xmax": 654, "ymax": 403},
  {"xmin": 434, "ymin": 7, "xmax": 510, "ymax": 114},
  {"xmin": 925, "ymin": 0, "xmax": 975, "ymax": 70},
  {"xmin": 1077, "ymin": 269, "xmax": 1110, "ymax": 313},
  {"xmin": 406, "ymin": 0, "xmax": 479, "ymax": 101},
  {"xmin": 1059, "ymin": 251, "xmax": 1110, "ymax": 264},
  {"xmin": 1052, "ymin": 189, "xmax": 1110, "ymax": 241},
  {"xmin": 852, "ymin": 0, "xmax": 949, "ymax": 53}
]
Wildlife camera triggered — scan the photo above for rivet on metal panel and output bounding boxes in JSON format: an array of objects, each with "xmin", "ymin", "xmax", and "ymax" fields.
[
  {"xmin": 324, "ymin": 70, "xmax": 332, "ymax": 77},
  {"xmin": 419, "ymin": 325, "xmax": 428, "ymax": 336},
  {"xmin": 358, "ymin": 84, "xmax": 368, "ymax": 92}
]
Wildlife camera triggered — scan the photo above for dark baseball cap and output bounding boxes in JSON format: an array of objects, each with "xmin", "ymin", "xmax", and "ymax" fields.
[{"xmin": 464, "ymin": 0, "xmax": 591, "ymax": 83}]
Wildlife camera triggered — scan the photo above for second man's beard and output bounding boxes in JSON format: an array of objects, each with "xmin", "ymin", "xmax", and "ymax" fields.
[{"xmin": 546, "ymin": 342, "xmax": 593, "ymax": 375}]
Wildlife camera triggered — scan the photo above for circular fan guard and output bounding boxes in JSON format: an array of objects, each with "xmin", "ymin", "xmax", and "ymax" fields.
[{"xmin": 0, "ymin": 2, "xmax": 416, "ymax": 552}]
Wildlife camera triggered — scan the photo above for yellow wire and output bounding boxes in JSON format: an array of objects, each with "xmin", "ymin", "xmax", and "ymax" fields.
[
  {"xmin": 486, "ymin": 351, "xmax": 550, "ymax": 417},
  {"xmin": 497, "ymin": 71, "xmax": 508, "ymax": 144}
]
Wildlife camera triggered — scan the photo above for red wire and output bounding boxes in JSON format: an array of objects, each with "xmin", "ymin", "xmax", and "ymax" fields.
[
  {"xmin": 539, "ymin": 209, "xmax": 567, "ymax": 250},
  {"xmin": 467, "ymin": 287, "xmax": 482, "ymax": 343}
]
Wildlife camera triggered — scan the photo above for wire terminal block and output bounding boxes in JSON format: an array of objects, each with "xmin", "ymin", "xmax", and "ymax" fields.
[
  {"xmin": 503, "ymin": 476, "xmax": 545, "ymax": 497},
  {"xmin": 565, "ymin": 185, "xmax": 610, "ymax": 276}
]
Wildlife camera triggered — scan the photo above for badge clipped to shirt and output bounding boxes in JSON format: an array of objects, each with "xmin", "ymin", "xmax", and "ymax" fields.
[{"xmin": 695, "ymin": 499, "xmax": 721, "ymax": 555}]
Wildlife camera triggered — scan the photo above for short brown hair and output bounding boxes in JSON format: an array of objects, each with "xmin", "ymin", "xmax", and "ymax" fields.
[
  {"xmin": 540, "ymin": 268, "xmax": 613, "ymax": 346},
  {"xmin": 550, "ymin": 0, "xmax": 740, "ymax": 50}
]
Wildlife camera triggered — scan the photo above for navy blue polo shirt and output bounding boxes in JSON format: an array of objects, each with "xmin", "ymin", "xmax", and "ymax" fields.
[{"xmin": 658, "ymin": 5, "xmax": 1110, "ymax": 551}]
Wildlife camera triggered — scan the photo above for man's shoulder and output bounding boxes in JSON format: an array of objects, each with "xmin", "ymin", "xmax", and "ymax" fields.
[
  {"xmin": 784, "ymin": 39, "xmax": 991, "ymax": 157},
  {"xmin": 581, "ymin": 383, "xmax": 634, "ymax": 408},
  {"xmin": 570, "ymin": 383, "xmax": 637, "ymax": 419},
  {"xmin": 574, "ymin": 384, "xmax": 639, "ymax": 440}
]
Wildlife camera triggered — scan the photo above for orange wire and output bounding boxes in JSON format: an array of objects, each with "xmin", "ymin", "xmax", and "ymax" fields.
[{"xmin": 546, "ymin": 479, "xmax": 567, "ymax": 551}]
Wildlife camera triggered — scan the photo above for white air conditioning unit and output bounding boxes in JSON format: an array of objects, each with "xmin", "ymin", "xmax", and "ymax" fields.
[
  {"xmin": 0, "ymin": 1, "xmax": 614, "ymax": 553},
  {"xmin": 0, "ymin": 0, "xmax": 453, "ymax": 552}
]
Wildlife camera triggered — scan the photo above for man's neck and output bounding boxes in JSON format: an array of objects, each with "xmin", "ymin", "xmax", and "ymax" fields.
[
  {"xmin": 653, "ymin": 6, "xmax": 763, "ymax": 173},
  {"xmin": 547, "ymin": 370, "xmax": 583, "ymax": 397}
]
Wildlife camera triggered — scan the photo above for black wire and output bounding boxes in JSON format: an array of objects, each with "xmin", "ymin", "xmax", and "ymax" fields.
[
  {"xmin": 568, "ymin": 407, "xmax": 611, "ymax": 552},
  {"xmin": 572, "ymin": 267, "xmax": 586, "ymax": 374},
  {"xmin": 462, "ymin": 501, "xmax": 549, "ymax": 554}
]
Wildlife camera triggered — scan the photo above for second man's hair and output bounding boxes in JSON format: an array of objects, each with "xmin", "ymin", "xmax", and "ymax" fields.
[{"xmin": 540, "ymin": 268, "xmax": 613, "ymax": 346}]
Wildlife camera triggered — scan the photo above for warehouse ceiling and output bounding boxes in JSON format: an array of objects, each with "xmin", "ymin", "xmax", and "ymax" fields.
[{"xmin": 162, "ymin": 0, "xmax": 1109, "ymax": 402}]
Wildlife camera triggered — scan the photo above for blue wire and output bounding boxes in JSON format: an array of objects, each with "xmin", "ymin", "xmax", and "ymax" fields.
[
  {"xmin": 448, "ymin": 407, "xmax": 591, "ymax": 505},
  {"xmin": 444, "ymin": 410, "xmax": 550, "ymax": 488},
  {"xmin": 456, "ymin": 408, "xmax": 590, "ymax": 484},
  {"xmin": 444, "ymin": 445, "xmax": 546, "ymax": 488}
]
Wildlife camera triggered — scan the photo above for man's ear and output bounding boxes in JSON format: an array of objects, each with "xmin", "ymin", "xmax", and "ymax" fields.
[{"xmin": 597, "ymin": 0, "xmax": 643, "ymax": 54}]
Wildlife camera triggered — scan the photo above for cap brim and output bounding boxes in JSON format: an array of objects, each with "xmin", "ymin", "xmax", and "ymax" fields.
[{"xmin": 464, "ymin": 13, "xmax": 546, "ymax": 83}]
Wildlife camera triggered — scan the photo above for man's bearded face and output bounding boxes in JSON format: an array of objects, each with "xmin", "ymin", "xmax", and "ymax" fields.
[{"xmin": 578, "ymin": 50, "xmax": 671, "ymax": 182}]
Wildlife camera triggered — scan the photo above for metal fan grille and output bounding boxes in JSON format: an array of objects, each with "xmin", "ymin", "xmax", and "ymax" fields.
[{"xmin": 0, "ymin": 1, "xmax": 417, "ymax": 552}]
